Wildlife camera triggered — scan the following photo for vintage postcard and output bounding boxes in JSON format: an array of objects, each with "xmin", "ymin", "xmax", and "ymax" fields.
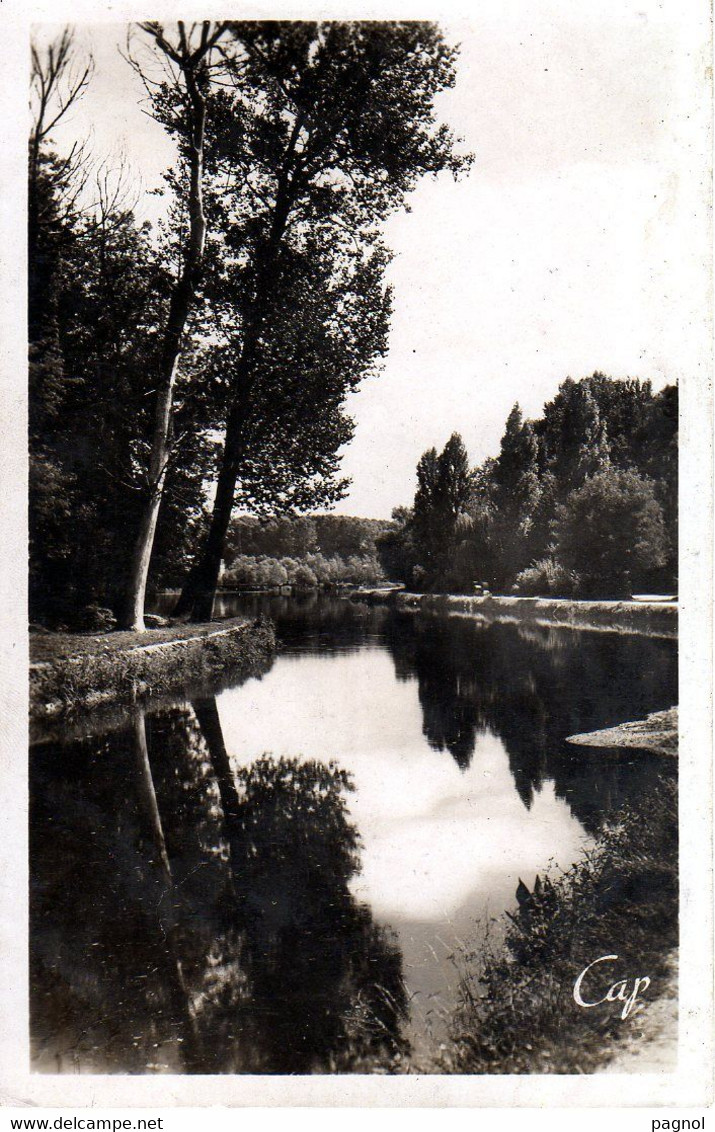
[{"xmin": 0, "ymin": 0, "xmax": 712, "ymax": 1112}]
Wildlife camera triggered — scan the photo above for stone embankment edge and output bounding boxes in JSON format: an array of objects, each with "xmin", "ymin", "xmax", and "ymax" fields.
[
  {"xmin": 351, "ymin": 590, "xmax": 678, "ymax": 639},
  {"xmin": 30, "ymin": 618, "xmax": 276, "ymax": 718}
]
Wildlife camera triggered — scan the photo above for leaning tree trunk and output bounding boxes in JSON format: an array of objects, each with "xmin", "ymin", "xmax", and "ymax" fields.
[
  {"xmin": 121, "ymin": 68, "xmax": 208, "ymax": 631},
  {"xmin": 174, "ymin": 284, "xmax": 280, "ymax": 622},
  {"xmin": 173, "ymin": 371, "xmax": 256, "ymax": 622},
  {"xmin": 175, "ymin": 190, "xmax": 293, "ymax": 624}
]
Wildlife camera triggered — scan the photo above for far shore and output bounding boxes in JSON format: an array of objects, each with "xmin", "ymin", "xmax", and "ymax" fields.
[{"xmin": 350, "ymin": 589, "xmax": 678, "ymax": 639}]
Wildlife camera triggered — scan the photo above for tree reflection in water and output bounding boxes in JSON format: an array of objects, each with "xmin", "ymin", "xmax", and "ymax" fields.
[
  {"xmin": 30, "ymin": 719, "xmax": 204, "ymax": 1074},
  {"xmin": 214, "ymin": 590, "xmax": 381, "ymax": 654},
  {"xmin": 191, "ymin": 713, "xmax": 408, "ymax": 1073},
  {"xmin": 384, "ymin": 612, "xmax": 677, "ymax": 831},
  {"xmin": 30, "ymin": 699, "xmax": 407, "ymax": 1075}
]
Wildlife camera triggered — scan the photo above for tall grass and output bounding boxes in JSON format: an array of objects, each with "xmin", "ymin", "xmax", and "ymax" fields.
[{"xmin": 450, "ymin": 776, "xmax": 678, "ymax": 1073}]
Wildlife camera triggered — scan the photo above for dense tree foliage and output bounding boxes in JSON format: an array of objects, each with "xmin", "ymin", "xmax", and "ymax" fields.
[
  {"xmin": 378, "ymin": 375, "xmax": 678, "ymax": 598},
  {"xmin": 383, "ymin": 612, "xmax": 676, "ymax": 817},
  {"xmin": 551, "ymin": 468, "xmax": 668, "ymax": 598},
  {"xmin": 224, "ymin": 514, "xmax": 389, "ymax": 560}
]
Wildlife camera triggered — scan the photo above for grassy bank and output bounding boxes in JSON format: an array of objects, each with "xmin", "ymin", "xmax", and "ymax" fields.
[
  {"xmin": 30, "ymin": 617, "xmax": 276, "ymax": 718},
  {"xmin": 448, "ymin": 776, "xmax": 678, "ymax": 1074},
  {"xmin": 352, "ymin": 590, "xmax": 677, "ymax": 639}
]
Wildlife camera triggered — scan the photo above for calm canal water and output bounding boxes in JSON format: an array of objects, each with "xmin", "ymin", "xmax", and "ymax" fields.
[{"xmin": 30, "ymin": 594, "xmax": 677, "ymax": 1074}]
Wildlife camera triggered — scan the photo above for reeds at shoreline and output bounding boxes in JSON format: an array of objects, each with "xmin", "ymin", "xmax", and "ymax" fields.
[{"xmin": 448, "ymin": 775, "xmax": 678, "ymax": 1074}]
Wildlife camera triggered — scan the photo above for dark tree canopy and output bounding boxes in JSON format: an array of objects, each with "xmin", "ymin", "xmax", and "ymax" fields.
[
  {"xmin": 28, "ymin": 164, "xmax": 214, "ymax": 624},
  {"xmin": 219, "ymin": 513, "xmax": 390, "ymax": 590},
  {"xmin": 411, "ymin": 433, "xmax": 473, "ymax": 589}
]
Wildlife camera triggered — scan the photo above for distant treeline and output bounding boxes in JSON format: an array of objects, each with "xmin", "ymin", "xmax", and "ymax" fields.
[
  {"xmin": 220, "ymin": 515, "xmax": 389, "ymax": 590},
  {"xmin": 378, "ymin": 375, "xmax": 677, "ymax": 598}
]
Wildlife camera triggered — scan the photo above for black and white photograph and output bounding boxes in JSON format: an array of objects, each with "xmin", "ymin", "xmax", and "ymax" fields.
[{"xmin": 1, "ymin": 0, "xmax": 712, "ymax": 1110}]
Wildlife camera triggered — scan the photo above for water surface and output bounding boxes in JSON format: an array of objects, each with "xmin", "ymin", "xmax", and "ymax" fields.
[{"xmin": 31, "ymin": 595, "xmax": 677, "ymax": 1073}]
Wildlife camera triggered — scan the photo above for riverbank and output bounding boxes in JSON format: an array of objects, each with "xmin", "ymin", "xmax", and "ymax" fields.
[
  {"xmin": 351, "ymin": 589, "xmax": 678, "ymax": 638},
  {"xmin": 30, "ymin": 617, "xmax": 276, "ymax": 719},
  {"xmin": 448, "ymin": 775, "xmax": 678, "ymax": 1074}
]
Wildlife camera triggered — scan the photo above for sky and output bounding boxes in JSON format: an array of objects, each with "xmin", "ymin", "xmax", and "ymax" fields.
[{"xmin": 34, "ymin": 2, "xmax": 709, "ymax": 518}]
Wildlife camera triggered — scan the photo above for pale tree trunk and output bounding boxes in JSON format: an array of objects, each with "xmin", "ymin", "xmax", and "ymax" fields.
[{"xmin": 122, "ymin": 48, "xmax": 209, "ymax": 631}]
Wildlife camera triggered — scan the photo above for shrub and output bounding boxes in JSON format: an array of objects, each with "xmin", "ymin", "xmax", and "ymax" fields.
[
  {"xmin": 553, "ymin": 468, "xmax": 668, "ymax": 597},
  {"xmin": 74, "ymin": 604, "xmax": 118, "ymax": 632},
  {"xmin": 411, "ymin": 565, "xmax": 428, "ymax": 590},
  {"xmin": 514, "ymin": 557, "xmax": 581, "ymax": 597},
  {"xmin": 292, "ymin": 562, "xmax": 318, "ymax": 589}
]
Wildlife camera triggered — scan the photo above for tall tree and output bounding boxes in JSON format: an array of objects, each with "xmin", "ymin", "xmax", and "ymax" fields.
[
  {"xmin": 29, "ymin": 31, "xmax": 94, "ymax": 624},
  {"xmin": 29, "ymin": 84, "xmax": 215, "ymax": 622},
  {"xmin": 491, "ymin": 404, "xmax": 543, "ymax": 584},
  {"xmin": 121, "ymin": 21, "xmax": 228, "ymax": 630},
  {"xmin": 174, "ymin": 21, "xmax": 470, "ymax": 620},
  {"xmin": 412, "ymin": 433, "xmax": 473, "ymax": 588}
]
